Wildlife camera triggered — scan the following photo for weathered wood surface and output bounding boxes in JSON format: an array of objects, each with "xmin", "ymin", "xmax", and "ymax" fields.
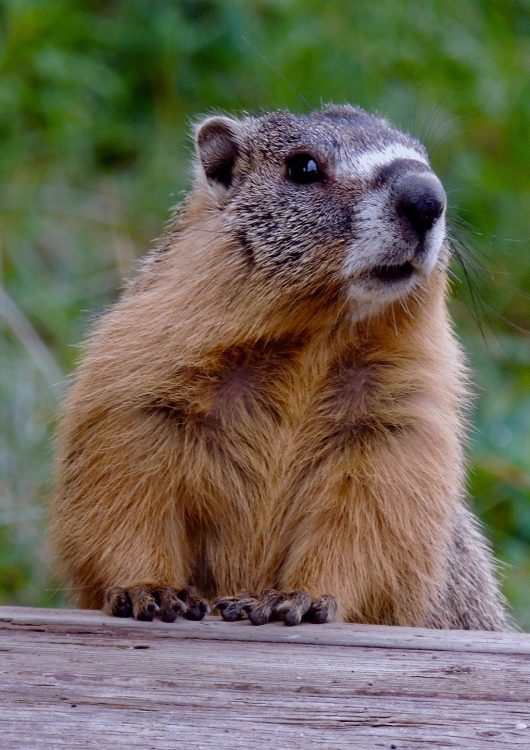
[{"xmin": 1, "ymin": 607, "xmax": 530, "ymax": 749}]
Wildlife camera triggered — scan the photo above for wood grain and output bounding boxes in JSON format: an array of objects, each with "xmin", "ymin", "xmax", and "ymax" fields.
[{"xmin": 1, "ymin": 606, "xmax": 529, "ymax": 749}]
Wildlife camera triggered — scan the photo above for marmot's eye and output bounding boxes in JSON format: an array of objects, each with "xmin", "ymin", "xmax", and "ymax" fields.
[{"xmin": 286, "ymin": 153, "xmax": 324, "ymax": 184}]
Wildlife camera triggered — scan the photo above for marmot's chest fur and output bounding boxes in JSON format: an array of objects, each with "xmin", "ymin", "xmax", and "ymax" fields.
[
  {"xmin": 51, "ymin": 105, "xmax": 511, "ymax": 631},
  {"xmin": 144, "ymin": 302, "xmax": 449, "ymax": 599}
]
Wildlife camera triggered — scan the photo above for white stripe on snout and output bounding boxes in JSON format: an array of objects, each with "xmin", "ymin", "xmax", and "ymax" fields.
[{"xmin": 341, "ymin": 143, "xmax": 429, "ymax": 179}]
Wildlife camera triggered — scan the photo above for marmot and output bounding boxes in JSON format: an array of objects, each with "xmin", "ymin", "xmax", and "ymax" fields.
[{"xmin": 51, "ymin": 105, "xmax": 511, "ymax": 630}]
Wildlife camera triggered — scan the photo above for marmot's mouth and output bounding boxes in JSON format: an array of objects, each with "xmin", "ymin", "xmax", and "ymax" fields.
[{"xmin": 372, "ymin": 261, "xmax": 415, "ymax": 283}]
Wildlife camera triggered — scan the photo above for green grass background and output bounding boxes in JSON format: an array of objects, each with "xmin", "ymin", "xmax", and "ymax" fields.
[{"xmin": 1, "ymin": 0, "xmax": 529, "ymax": 624}]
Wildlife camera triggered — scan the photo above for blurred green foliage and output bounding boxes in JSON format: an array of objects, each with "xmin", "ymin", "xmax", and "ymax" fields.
[{"xmin": 1, "ymin": 0, "xmax": 529, "ymax": 623}]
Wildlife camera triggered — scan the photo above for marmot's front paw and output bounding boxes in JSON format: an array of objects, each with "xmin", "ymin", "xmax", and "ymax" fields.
[
  {"xmin": 214, "ymin": 589, "xmax": 337, "ymax": 626},
  {"xmin": 104, "ymin": 585, "xmax": 209, "ymax": 623}
]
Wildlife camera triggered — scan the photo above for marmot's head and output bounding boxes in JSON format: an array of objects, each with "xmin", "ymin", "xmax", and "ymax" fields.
[{"xmin": 194, "ymin": 105, "xmax": 447, "ymax": 319}]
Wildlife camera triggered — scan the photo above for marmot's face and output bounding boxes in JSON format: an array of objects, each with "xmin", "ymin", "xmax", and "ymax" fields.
[{"xmin": 195, "ymin": 105, "xmax": 447, "ymax": 318}]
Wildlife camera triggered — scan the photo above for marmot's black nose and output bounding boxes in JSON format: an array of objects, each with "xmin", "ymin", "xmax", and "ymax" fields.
[{"xmin": 395, "ymin": 173, "xmax": 446, "ymax": 234}]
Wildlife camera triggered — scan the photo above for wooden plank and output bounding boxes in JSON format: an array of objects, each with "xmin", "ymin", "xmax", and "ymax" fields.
[
  {"xmin": 2, "ymin": 605, "xmax": 530, "ymax": 654},
  {"xmin": 1, "ymin": 607, "xmax": 530, "ymax": 749}
]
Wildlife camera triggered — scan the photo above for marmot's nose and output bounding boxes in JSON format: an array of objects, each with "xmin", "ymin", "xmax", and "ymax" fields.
[{"xmin": 395, "ymin": 173, "xmax": 446, "ymax": 235}]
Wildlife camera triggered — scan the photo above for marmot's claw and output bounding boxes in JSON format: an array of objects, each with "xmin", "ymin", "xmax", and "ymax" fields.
[
  {"xmin": 104, "ymin": 584, "xmax": 208, "ymax": 623},
  {"xmin": 304, "ymin": 595, "xmax": 339, "ymax": 624},
  {"xmin": 105, "ymin": 587, "xmax": 133, "ymax": 618},
  {"xmin": 177, "ymin": 586, "xmax": 211, "ymax": 620},
  {"xmin": 247, "ymin": 588, "xmax": 287, "ymax": 625},
  {"xmin": 275, "ymin": 590, "xmax": 313, "ymax": 626},
  {"xmin": 214, "ymin": 589, "xmax": 337, "ymax": 626},
  {"xmin": 214, "ymin": 592, "xmax": 258, "ymax": 622}
]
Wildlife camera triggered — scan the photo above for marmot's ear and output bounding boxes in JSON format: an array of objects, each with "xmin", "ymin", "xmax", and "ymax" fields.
[{"xmin": 195, "ymin": 116, "xmax": 241, "ymax": 189}]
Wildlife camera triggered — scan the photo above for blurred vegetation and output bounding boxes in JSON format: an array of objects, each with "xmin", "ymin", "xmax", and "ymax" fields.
[{"xmin": 1, "ymin": 0, "xmax": 529, "ymax": 624}]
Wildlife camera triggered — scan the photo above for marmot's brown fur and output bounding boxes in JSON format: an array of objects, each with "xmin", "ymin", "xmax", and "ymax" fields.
[{"xmin": 50, "ymin": 105, "xmax": 511, "ymax": 629}]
